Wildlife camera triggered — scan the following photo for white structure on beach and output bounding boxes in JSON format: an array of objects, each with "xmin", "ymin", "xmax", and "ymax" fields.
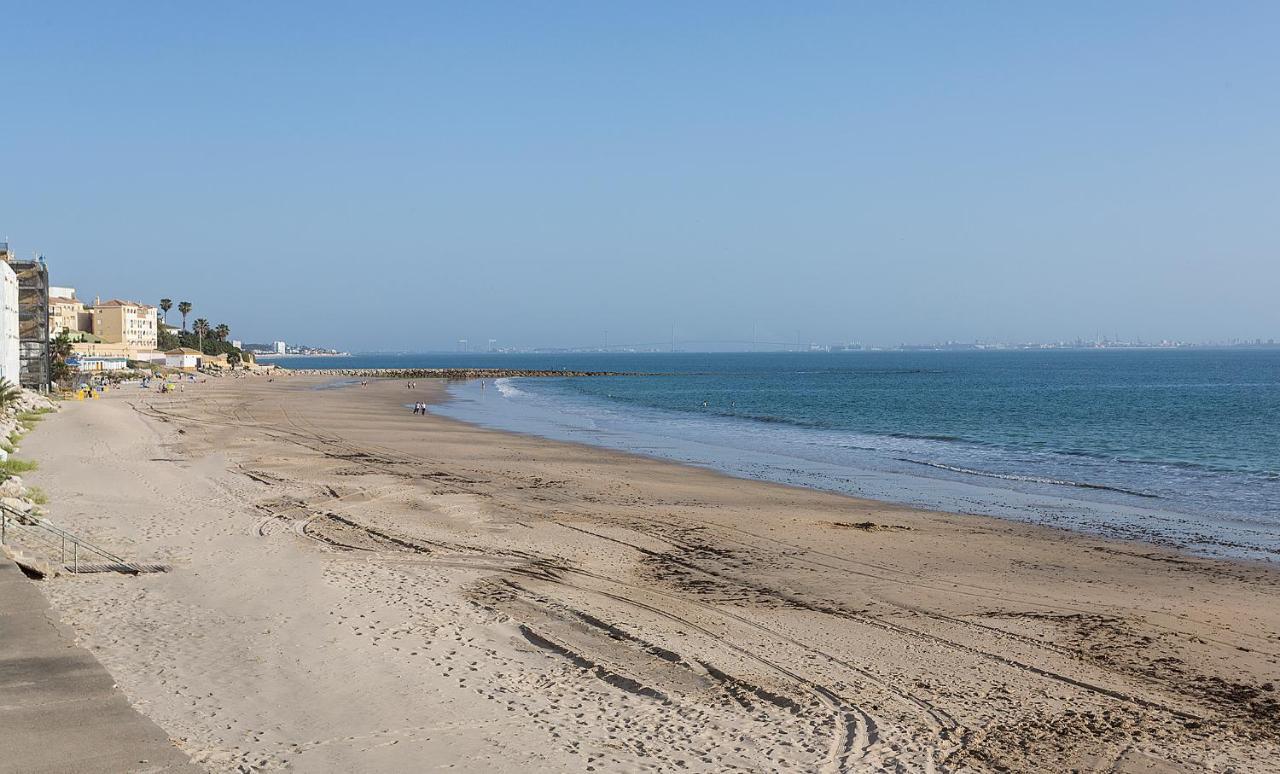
[
  {"xmin": 273, "ymin": 340, "xmax": 286, "ymax": 354},
  {"xmin": 165, "ymin": 348, "xmax": 202, "ymax": 370},
  {"xmin": 0, "ymin": 261, "xmax": 20, "ymax": 385}
]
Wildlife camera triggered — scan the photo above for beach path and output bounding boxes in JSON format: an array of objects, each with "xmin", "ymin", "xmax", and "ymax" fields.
[{"xmin": 0, "ymin": 556, "xmax": 199, "ymax": 773}]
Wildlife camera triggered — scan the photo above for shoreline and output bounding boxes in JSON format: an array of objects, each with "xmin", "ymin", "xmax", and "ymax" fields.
[
  {"xmin": 21, "ymin": 374, "xmax": 1280, "ymax": 772},
  {"xmin": 281, "ymin": 367, "xmax": 631, "ymax": 378},
  {"xmin": 301, "ymin": 371, "xmax": 1278, "ymax": 576},
  {"xmin": 429, "ymin": 376, "xmax": 1280, "ymax": 566}
]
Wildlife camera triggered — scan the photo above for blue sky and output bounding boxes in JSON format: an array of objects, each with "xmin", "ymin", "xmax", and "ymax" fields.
[{"xmin": 2, "ymin": 2, "xmax": 1277, "ymax": 350}]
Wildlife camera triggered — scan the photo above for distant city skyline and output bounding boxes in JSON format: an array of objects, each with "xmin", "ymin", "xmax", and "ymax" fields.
[
  {"xmin": 3, "ymin": 3, "xmax": 1277, "ymax": 351},
  {"xmin": 311, "ymin": 333, "xmax": 1280, "ymax": 356}
]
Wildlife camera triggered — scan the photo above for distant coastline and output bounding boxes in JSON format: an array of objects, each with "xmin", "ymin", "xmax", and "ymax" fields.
[
  {"xmin": 250, "ymin": 352, "xmax": 350, "ymax": 359},
  {"xmin": 285, "ymin": 367, "xmax": 629, "ymax": 379}
]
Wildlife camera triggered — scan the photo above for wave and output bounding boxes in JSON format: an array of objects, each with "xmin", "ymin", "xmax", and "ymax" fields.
[
  {"xmin": 494, "ymin": 378, "xmax": 526, "ymax": 398},
  {"xmin": 895, "ymin": 458, "xmax": 1159, "ymax": 498},
  {"xmin": 577, "ymin": 386, "xmax": 1276, "ymax": 478},
  {"xmin": 884, "ymin": 432, "xmax": 968, "ymax": 443}
]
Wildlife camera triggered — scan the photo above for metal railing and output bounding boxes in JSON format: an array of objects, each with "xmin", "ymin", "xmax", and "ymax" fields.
[{"xmin": 0, "ymin": 502, "xmax": 143, "ymax": 574}]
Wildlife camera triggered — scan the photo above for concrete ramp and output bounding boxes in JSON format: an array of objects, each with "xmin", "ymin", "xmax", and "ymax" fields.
[{"xmin": 0, "ymin": 559, "xmax": 198, "ymax": 773}]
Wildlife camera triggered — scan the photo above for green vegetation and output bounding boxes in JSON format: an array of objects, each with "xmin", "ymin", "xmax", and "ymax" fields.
[
  {"xmin": 0, "ymin": 458, "xmax": 38, "ymax": 477},
  {"xmin": 193, "ymin": 318, "xmax": 210, "ymax": 351},
  {"xmin": 177, "ymin": 320, "xmax": 243, "ymax": 358},
  {"xmin": 0, "ymin": 379, "xmax": 21, "ymax": 410},
  {"xmin": 25, "ymin": 486, "xmax": 47, "ymax": 505},
  {"xmin": 157, "ymin": 325, "xmax": 179, "ymax": 351},
  {"xmin": 17, "ymin": 409, "xmax": 52, "ymax": 425},
  {"xmin": 157, "ymin": 296, "xmax": 245, "ymax": 363},
  {"xmin": 50, "ymin": 331, "xmax": 75, "ymax": 386}
]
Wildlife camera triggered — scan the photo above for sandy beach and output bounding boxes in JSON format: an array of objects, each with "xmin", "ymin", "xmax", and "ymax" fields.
[{"xmin": 21, "ymin": 375, "xmax": 1280, "ymax": 772}]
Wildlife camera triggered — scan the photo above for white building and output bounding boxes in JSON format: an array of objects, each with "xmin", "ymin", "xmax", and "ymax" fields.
[
  {"xmin": 0, "ymin": 262, "xmax": 18, "ymax": 385},
  {"xmin": 273, "ymin": 340, "xmax": 286, "ymax": 354},
  {"xmin": 165, "ymin": 348, "xmax": 202, "ymax": 370}
]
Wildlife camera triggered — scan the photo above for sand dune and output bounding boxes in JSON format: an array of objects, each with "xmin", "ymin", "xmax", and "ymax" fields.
[{"xmin": 23, "ymin": 376, "xmax": 1280, "ymax": 772}]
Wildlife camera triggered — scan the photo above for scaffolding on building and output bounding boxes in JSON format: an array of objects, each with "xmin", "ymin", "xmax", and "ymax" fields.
[{"xmin": 11, "ymin": 259, "xmax": 50, "ymax": 390}]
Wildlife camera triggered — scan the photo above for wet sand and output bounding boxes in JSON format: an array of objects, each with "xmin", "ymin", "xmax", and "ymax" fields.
[{"xmin": 23, "ymin": 375, "xmax": 1280, "ymax": 772}]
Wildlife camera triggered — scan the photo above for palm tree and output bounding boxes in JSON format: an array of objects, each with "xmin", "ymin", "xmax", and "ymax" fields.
[
  {"xmin": 214, "ymin": 323, "xmax": 230, "ymax": 342},
  {"xmin": 177, "ymin": 301, "xmax": 192, "ymax": 331},
  {"xmin": 159, "ymin": 298, "xmax": 172, "ymax": 326},
  {"xmin": 193, "ymin": 318, "xmax": 210, "ymax": 352},
  {"xmin": 49, "ymin": 331, "xmax": 75, "ymax": 386},
  {"xmin": 0, "ymin": 379, "xmax": 21, "ymax": 410}
]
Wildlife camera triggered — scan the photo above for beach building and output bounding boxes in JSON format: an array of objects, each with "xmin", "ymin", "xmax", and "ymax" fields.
[
  {"xmin": 0, "ymin": 257, "xmax": 20, "ymax": 385},
  {"xmin": 67, "ymin": 354, "xmax": 129, "ymax": 372},
  {"xmin": 90, "ymin": 299, "xmax": 158, "ymax": 354},
  {"xmin": 69, "ymin": 339, "xmax": 166, "ymax": 370},
  {"xmin": 273, "ymin": 340, "xmax": 286, "ymax": 354},
  {"xmin": 165, "ymin": 348, "xmax": 202, "ymax": 370}
]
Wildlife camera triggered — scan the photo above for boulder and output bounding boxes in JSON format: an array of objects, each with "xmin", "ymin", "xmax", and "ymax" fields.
[
  {"xmin": 1, "ymin": 496, "xmax": 32, "ymax": 514},
  {"xmin": 0, "ymin": 477, "xmax": 23, "ymax": 498}
]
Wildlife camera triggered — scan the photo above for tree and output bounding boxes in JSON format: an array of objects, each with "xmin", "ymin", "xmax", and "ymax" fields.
[
  {"xmin": 214, "ymin": 323, "xmax": 230, "ymax": 342},
  {"xmin": 0, "ymin": 379, "xmax": 21, "ymax": 409},
  {"xmin": 178, "ymin": 301, "xmax": 192, "ymax": 331},
  {"xmin": 159, "ymin": 298, "xmax": 172, "ymax": 325},
  {"xmin": 157, "ymin": 326, "xmax": 179, "ymax": 351},
  {"xmin": 50, "ymin": 330, "xmax": 75, "ymax": 386},
  {"xmin": 193, "ymin": 318, "xmax": 210, "ymax": 353}
]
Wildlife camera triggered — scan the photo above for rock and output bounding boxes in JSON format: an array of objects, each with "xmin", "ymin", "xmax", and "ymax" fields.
[
  {"xmin": 0, "ymin": 477, "xmax": 23, "ymax": 498},
  {"xmin": 2, "ymin": 545, "xmax": 53, "ymax": 579},
  {"xmin": 1, "ymin": 497, "xmax": 32, "ymax": 514}
]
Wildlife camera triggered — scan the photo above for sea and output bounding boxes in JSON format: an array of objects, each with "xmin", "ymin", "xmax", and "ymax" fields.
[{"xmin": 275, "ymin": 350, "xmax": 1280, "ymax": 563}]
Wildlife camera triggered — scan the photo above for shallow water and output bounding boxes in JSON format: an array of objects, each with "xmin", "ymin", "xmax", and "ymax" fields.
[{"xmin": 278, "ymin": 350, "xmax": 1280, "ymax": 561}]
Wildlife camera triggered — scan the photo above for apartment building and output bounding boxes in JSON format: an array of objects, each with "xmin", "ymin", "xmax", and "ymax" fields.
[
  {"xmin": 90, "ymin": 299, "xmax": 158, "ymax": 353},
  {"xmin": 50, "ymin": 289, "xmax": 92, "ymax": 336}
]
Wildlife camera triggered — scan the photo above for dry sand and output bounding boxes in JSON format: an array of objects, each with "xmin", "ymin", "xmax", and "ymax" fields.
[{"xmin": 21, "ymin": 375, "xmax": 1280, "ymax": 772}]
